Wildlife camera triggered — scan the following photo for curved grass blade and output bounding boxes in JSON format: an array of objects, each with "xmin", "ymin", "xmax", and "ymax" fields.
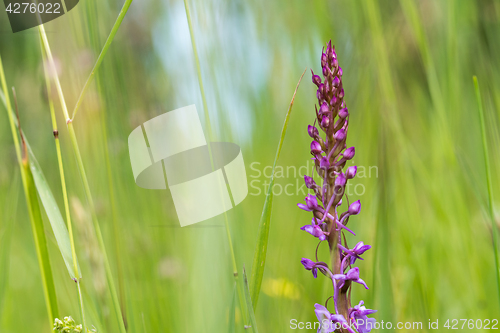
[
  {"xmin": 71, "ymin": 0, "xmax": 134, "ymax": 120},
  {"xmin": 27, "ymin": 145, "xmax": 82, "ymax": 279},
  {"xmin": 0, "ymin": 89, "xmax": 81, "ymax": 280},
  {"xmin": 243, "ymin": 266, "xmax": 259, "ymax": 333},
  {"xmin": 24, "ymin": 155, "xmax": 59, "ymax": 324},
  {"xmin": 249, "ymin": 69, "xmax": 306, "ymax": 309}
]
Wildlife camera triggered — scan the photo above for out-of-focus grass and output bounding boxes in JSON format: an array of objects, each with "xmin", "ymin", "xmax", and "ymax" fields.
[{"xmin": 0, "ymin": 0, "xmax": 500, "ymax": 332}]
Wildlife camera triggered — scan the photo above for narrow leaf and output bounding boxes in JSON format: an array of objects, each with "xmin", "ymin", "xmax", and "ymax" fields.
[
  {"xmin": 0, "ymin": 90, "xmax": 80, "ymax": 279},
  {"xmin": 473, "ymin": 76, "xmax": 500, "ymax": 305},
  {"xmin": 24, "ymin": 154, "xmax": 59, "ymax": 324},
  {"xmin": 249, "ymin": 69, "xmax": 306, "ymax": 309},
  {"xmin": 28, "ymin": 144, "xmax": 82, "ymax": 279},
  {"xmin": 243, "ymin": 266, "xmax": 259, "ymax": 333}
]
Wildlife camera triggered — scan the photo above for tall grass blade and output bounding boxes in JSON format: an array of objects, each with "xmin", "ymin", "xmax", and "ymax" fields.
[
  {"xmin": 473, "ymin": 76, "xmax": 500, "ymax": 305},
  {"xmin": 249, "ymin": 69, "xmax": 305, "ymax": 309},
  {"xmin": 23, "ymin": 152, "xmax": 60, "ymax": 325},
  {"xmin": 71, "ymin": 0, "xmax": 134, "ymax": 120},
  {"xmin": 243, "ymin": 266, "xmax": 259, "ymax": 333}
]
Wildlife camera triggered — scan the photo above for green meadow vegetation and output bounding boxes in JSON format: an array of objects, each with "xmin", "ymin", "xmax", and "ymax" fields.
[{"xmin": 1, "ymin": 0, "xmax": 500, "ymax": 332}]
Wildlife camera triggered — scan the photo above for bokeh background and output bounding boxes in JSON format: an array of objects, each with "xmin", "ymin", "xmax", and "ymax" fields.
[{"xmin": 1, "ymin": 0, "xmax": 500, "ymax": 332}]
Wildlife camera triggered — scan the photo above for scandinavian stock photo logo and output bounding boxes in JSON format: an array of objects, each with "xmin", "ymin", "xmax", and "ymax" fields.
[{"xmin": 128, "ymin": 105, "xmax": 248, "ymax": 226}]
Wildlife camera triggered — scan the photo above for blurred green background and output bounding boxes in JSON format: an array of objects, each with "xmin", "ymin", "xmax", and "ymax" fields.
[{"xmin": 1, "ymin": 0, "xmax": 500, "ymax": 332}]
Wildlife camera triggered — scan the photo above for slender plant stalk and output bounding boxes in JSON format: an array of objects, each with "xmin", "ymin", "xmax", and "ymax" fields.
[
  {"xmin": 79, "ymin": 0, "xmax": 128, "ymax": 319},
  {"xmin": 0, "ymin": 64, "xmax": 59, "ymax": 326},
  {"xmin": 182, "ymin": 0, "xmax": 248, "ymax": 325},
  {"xmin": 40, "ymin": 39, "xmax": 87, "ymax": 333},
  {"xmin": 0, "ymin": 57, "xmax": 22, "ymax": 163},
  {"xmin": 71, "ymin": 0, "xmax": 133, "ymax": 120},
  {"xmin": 99, "ymin": 79, "xmax": 128, "ymax": 326},
  {"xmin": 38, "ymin": 24, "xmax": 127, "ymax": 333},
  {"xmin": 473, "ymin": 76, "xmax": 500, "ymax": 305}
]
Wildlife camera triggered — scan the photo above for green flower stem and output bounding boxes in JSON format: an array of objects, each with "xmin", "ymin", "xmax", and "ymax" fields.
[{"xmin": 40, "ymin": 38, "xmax": 87, "ymax": 333}]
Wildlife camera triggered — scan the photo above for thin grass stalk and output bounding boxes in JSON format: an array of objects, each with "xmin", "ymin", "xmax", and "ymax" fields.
[
  {"xmin": 0, "ymin": 56, "xmax": 22, "ymax": 163},
  {"xmin": 79, "ymin": 0, "xmax": 127, "ymax": 319},
  {"xmin": 38, "ymin": 24, "xmax": 127, "ymax": 333},
  {"xmin": 473, "ymin": 76, "xmax": 500, "ymax": 306},
  {"xmin": 182, "ymin": 0, "xmax": 248, "ymax": 325},
  {"xmin": 71, "ymin": 0, "xmax": 133, "ymax": 120},
  {"xmin": 22, "ymin": 148, "xmax": 59, "ymax": 325},
  {"xmin": 40, "ymin": 39, "xmax": 87, "ymax": 332},
  {"xmin": 82, "ymin": 1, "xmax": 128, "ymax": 322}
]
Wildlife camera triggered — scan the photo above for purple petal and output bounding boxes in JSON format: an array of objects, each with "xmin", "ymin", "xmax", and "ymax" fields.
[
  {"xmin": 297, "ymin": 203, "xmax": 312, "ymax": 212},
  {"xmin": 356, "ymin": 278, "xmax": 369, "ymax": 289},
  {"xmin": 338, "ymin": 244, "xmax": 355, "ymax": 256},
  {"xmin": 301, "ymin": 258, "xmax": 315, "ymax": 270},
  {"xmin": 336, "ymin": 220, "xmax": 356, "ymax": 235},
  {"xmin": 346, "ymin": 267, "xmax": 360, "ymax": 280}
]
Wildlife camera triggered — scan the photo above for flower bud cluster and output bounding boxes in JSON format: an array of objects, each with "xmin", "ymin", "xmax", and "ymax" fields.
[{"xmin": 53, "ymin": 316, "xmax": 97, "ymax": 333}]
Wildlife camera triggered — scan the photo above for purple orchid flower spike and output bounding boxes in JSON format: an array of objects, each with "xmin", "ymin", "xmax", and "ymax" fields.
[
  {"xmin": 333, "ymin": 267, "xmax": 369, "ymax": 289},
  {"xmin": 299, "ymin": 41, "xmax": 377, "ymax": 330},
  {"xmin": 350, "ymin": 301, "xmax": 377, "ymax": 333}
]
